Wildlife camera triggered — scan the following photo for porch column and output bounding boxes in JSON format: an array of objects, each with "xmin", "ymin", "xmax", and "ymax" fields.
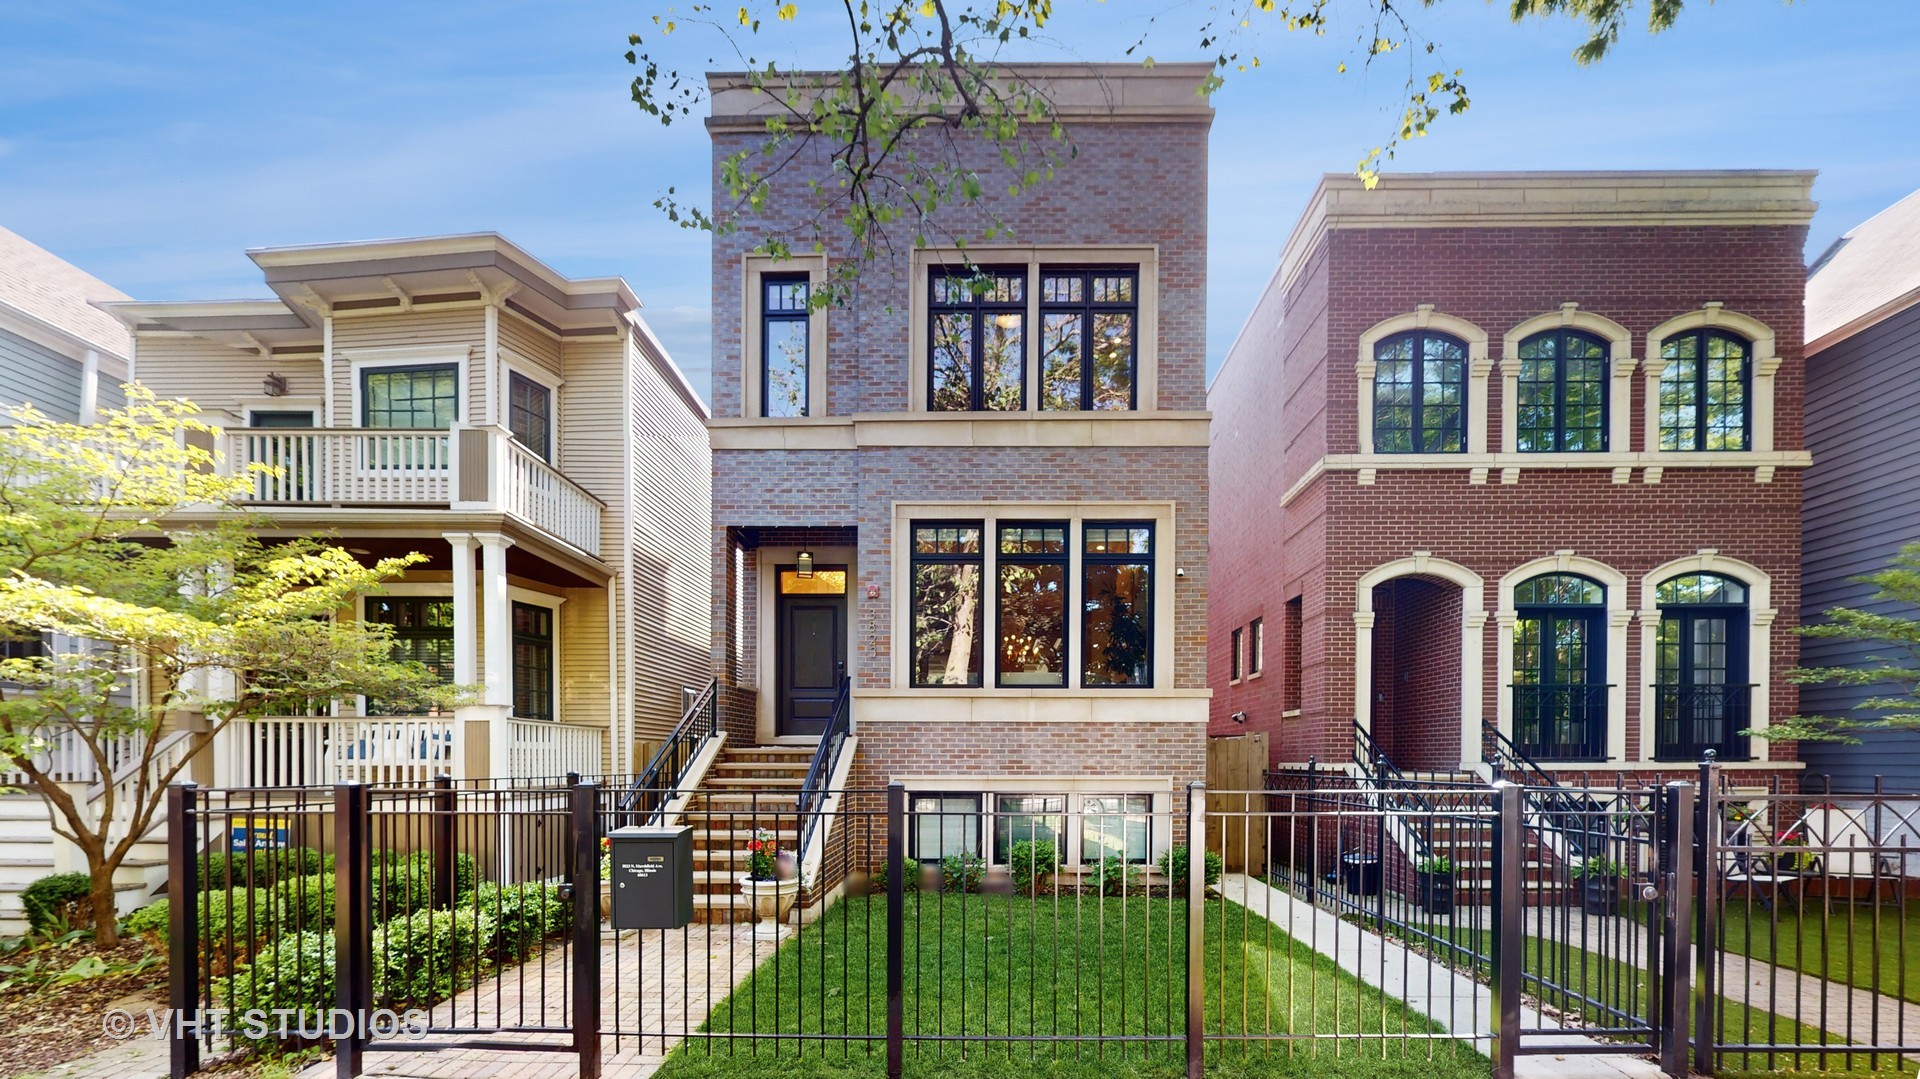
[
  {"xmin": 1351, "ymin": 610, "xmax": 1375, "ymax": 747},
  {"xmin": 445, "ymin": 533, "xmax": 479, "ymax": 778},
  {"xmin": 477, "ymin": 532, "xmax": 516, "ymax": 778},
  {"xmin": 1461, "ymin": 610, "xmax": 1489, "ymax": 769}
]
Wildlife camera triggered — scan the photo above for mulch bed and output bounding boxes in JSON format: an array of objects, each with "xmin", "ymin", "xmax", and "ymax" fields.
[{"xmin": 0, "ymin": 935, "xmax": 169, "ymax": 1076}]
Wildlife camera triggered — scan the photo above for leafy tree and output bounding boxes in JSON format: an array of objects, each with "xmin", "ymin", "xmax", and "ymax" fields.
[
  {"xmin": 1769, "ymin": 543, "xmax": 1920, "ymax": 744},
  {"xmin": 626, "ymin": 0, "xmax": 1720, "ymax": 298},
  {"xmin": 0, "ymin": 388, "xmax": 455, "ymax": 943}
]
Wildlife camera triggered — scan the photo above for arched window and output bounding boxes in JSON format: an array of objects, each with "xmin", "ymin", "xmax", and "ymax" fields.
[
  {"xmin": 1659, "ymin": 330, "xmax": 1750, "ymax": 451},
  {"xmin": 1516, "ymin": 329, "xmax": 1608, "ymax": 452},
  {"xmin": 1512, "ymin": 573, "xmax": 1607, "ymax": 760},
  {"xmin": 1654, "ymin": 573, "xmax": 1751, "ymax": 760},
  {"xmin": 1373, "ymin": 331, "xmax": 1466, "ymax": 454}
]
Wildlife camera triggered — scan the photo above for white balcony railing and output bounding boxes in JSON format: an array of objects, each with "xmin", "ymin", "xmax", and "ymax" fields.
[
  {"xmin": 221, "ymin": 426, "xmax": 603, "ymax": 557},
  {"xmin": 233, "ymin": 716, "xmax": 455, "ymax": 787},
  {"xmin": 2, "ymin": 728, "xmax": 148, "ymax": 787},
  {"xmin": 229, "ymin": 429, "xmax": 450, "ymax": 505},
  {"xmin": 501, "ymin": 440, "xmax": 603, "ymax": 555},
  {"xmin": 504, "ymin": 719, "xmax": 603, "ymax": 780}
]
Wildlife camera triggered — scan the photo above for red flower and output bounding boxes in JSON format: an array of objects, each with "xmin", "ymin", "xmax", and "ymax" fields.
[{"xmin": 747, "ymin": 839, "xmax": 763, "ymax": 852}]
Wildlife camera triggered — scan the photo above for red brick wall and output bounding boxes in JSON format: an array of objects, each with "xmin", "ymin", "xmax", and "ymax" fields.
[{"xmin": 1211, "ymin": 216, "xmax": 1807, "ymax": 781}]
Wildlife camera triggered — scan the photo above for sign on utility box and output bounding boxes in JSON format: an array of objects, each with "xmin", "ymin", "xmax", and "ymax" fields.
[{"xmin": 607, "ymin": 825, "xmax": 693, "ymax": 930}]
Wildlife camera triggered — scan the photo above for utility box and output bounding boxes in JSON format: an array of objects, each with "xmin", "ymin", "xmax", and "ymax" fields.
[{"xmin": 607, "ymin": 825, "xmax": 693, "ymax": 930}]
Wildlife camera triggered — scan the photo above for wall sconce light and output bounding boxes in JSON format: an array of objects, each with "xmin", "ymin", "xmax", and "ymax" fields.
[
  {"xmin": 865, "ymin": 584, "xmax": 880, "ymax": 600},
  {"xmin": 796, "ymin": 550, "xmax": 814, "ymax": 578},
  {"xmin": 263, "ymin": 372, "xmax": 288, "ymax": 397},
  {"xmin": 1231, "ymin": 711, "xmax": 1248, "ymax": 725}
]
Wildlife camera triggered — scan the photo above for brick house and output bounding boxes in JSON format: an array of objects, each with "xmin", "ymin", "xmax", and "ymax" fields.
[
  {"xmin": 705, "ymin": 64, "xmax": 1212, "ymax": 876},
  {"xmin": 1209, "ymin": 171, "xmax": 1816, "ymax": 788}
]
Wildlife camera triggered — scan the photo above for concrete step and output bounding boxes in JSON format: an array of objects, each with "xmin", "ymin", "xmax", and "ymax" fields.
[
  {"xmin": 703, "ymin": 776, "xmax": 806, "ymax": 789},
  {"xmin": 689, "ymin": 827, "xmax": 798, "ymax": 849}
]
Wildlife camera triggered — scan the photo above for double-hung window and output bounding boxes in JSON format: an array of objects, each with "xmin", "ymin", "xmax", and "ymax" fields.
[
  {"xmin": 1247, "ymin": 618, "xmax": 1263, "ymax": 677},
  {"xmin": 929, "ymin": 270, "xmax": 1026, "ymax": 411},
  {"xmin": 761, "ymin": 275, "xmax": 811, "ymax": 418},
  {"xmin": 511, "ymin": 601, "xmax": 554, "ymax": 722},
  {"xmin": 1040, "ymin": 269, "xmax": 1137, "ymax": 410},
  {"xmin": 996, "ymin": 523, "xmax": 1067, "ymax": 687},
  {"xmin": 507, "ymin": 372, "xmax": 552, "ymax": 460},
  {"xmin": 910, "ymin": 523, "xmax": 986, "ymax": 687},
  {"xmin": 1082, "ymin": 523, "xmax": 1154, "ymax": 688}
]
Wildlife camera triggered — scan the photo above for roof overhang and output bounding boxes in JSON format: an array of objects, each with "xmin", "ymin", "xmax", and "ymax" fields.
[{"xmin": 0, "ymin": 299, "xmax": 129, "ymax": 375}]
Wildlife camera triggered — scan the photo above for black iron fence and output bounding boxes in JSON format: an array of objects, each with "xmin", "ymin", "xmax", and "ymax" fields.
[{"xmin": 162, "ymin": 766, "xmax": 1920, "ymax": 1079}]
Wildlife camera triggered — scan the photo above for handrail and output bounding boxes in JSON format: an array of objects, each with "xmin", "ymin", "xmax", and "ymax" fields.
[
  {"xmin": 796, "ymin": 677, "xmax": 853, "ymax": 860},
  {"xmin": 621, "ymin": 678, "xmax": 719, "ymax": 819},
  {"xmin": 1350, "ymin": 721, "xmax": 1435, "ymax": 864},
  {"xmin": 1483, "ymin": 720, "xmax": 1607, "ymax": 859}
]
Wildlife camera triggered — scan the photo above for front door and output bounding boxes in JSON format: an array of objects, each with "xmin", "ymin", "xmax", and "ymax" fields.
[{"xmin": 776, "ymin": 564, "xmax": 847, "ymax": 737}]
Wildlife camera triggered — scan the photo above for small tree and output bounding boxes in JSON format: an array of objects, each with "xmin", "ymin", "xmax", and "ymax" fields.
[
  {"xmin": 1767, "ymin": 542, "xmax": 1920, "ymax": 744},
  {"xmin": 0, "ymin": 388, "xmax": 453, "ymax": 944}
]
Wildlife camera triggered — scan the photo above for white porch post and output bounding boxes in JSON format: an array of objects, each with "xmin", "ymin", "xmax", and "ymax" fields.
[
  {"xmin": 477, "ymin": 532, "xmax": 516, "ymax": 778},
  {"xmin": 445, "ymin": 532, "xmax": 479, "ymax": 778}
]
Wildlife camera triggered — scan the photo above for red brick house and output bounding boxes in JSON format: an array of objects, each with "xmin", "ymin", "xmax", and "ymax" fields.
[
  {"xmin": 703, "ymin": 65, "xmax": 1213, "ymax": 879},
  {"xmin": 1209, "ymin": 171, "xmax": 1816, "ymax": 787}
]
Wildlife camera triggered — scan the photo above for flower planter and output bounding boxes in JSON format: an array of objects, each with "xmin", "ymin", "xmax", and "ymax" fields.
[
  {"xmin": 741, "ymin": 877, "xmax": 803, "ymax": 938},
  {"xmin": 1415, "ymin": 871, "xmax": 1454, "ymax": 917},
  {"xmin": 1581, "ymin": 876, "xmax": 1620, "ymax": 917},
  {"xmin": 1340, "ymin": 853, "xmax": 1381, "ymax": 896}
]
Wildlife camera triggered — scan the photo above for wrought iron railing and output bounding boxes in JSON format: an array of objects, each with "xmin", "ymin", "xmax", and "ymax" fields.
[
  {"xmin": 1483, "ymin": 721, "xmax": 1609, "ymax": 859},
  {"xmin": 796, "ymin": 677, "xmax": 853, "ymax": 861},
  {"xmin": 1350, "ymin": 721, "xmax": 1437, "ymax": 864},
  {"xmin": 621, "ymin": 678, "xmax": 718, "ymax": 819},
  {"xmin": 1510, "ymin": 682, "xmax": 1611, "ymax": 761},
  {"xmin": 1653, "ymin": 682, "xmax": 1753, "ymax": 761}
]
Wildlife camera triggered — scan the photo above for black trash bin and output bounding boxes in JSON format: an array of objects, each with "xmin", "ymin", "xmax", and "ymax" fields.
[{"xmin": 1340, "ymin": 853, "xmax": 1381, "ymax": 896}]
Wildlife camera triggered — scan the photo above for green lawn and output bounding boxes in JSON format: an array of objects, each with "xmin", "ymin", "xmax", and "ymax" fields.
[
  {"xmin": 1714, "ymin": 898, "xmax": 1920, "ymax": 1004},
  {"xmin": 654, "ymin": 894, "xmax": 1489, "ymax": 1079}
]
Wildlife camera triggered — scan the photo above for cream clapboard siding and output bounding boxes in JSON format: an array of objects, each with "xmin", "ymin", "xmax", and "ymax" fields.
[
  {"xmin": 500, "ymin": 313, "xmax": 563, "ymax": 381},
  {"xmin": 558, "ymin": 585, "xmax": 611, "ymax": 760},
  {"xmin": 134, "ymin": 335, "xmax": 323, "ymax": 423},
  {"xmin": 331, "ymin": 308, "xmax": 486, "ymax": 426},
  {"xmin": 556, "ymin": 335, "xmax": 627, "ymax": 761},
  {"xmin": 626, "ymin": 332, "xmax": 712, "ymax": 750}
]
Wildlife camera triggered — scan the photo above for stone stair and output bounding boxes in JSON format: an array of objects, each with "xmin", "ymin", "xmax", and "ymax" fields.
[
  {"xmin": 0, "ymin": 794, "xmax": 168, "ymax": 936},
  {"xmin": 683, "ymin": 744, "xmax": 816, "ymax": 924}
]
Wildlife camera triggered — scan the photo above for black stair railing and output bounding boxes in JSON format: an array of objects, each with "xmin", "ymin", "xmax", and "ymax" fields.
[
  {"xmin": 1654, "ymin": 683, "xmax": 1753, "ymax": 761},
  {"xmin": 1350, "ymin": 721, "xmax": 1436, "ymax": 864},
  {"xmin": 795, "ymin": 676, "xmax": 853, "ymax": 862},
  {"xmin": 621, "ymin": 677, "xmax": 719, "ymax": 820},
  {"xmin": 1482, "ymin": 720, "xmax": 1608, "ymax": 859}
]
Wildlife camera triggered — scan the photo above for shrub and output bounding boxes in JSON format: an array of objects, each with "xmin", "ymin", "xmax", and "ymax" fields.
[
  {"xmin": 195, "ymin": 889, "xmax": 286, "ymax": 971},
  {"xmin": 123, "ymin": 900, "xmax": 171, "ymax": 949},
  {"xmin": 1006, "ymin": 840, "xmax": 1058, "ymax": 896},
  {"xmin": 200, "ymin": 846, "xmax": 324, "ymax": 893},
  {"xmin": 470, "ymin": 882, "xmax": 568, "ymax": 963},
  {"xmin": 372, "ymin": 907, "xmax": 492, "ymax": 1009},
  {"xmin": 216, "ymin": 930, "xmax": 334, "ymax": 1047},
  {"xmin": 371, "ymin": 856, "xmax": 432, "ymax": 918},
  {"xmin": 870, "ymin": 857, "xmax": 920, "ymax": 894},
  {"xmin": 21, "ymin": 872, "xmax": 91, "ymax": 936},
  {"xmin": 941, "ymin": 851, "xmax": 985, "ymax": 894},
  {"xmin": 1156, "ymin": 846, "xmax": 1224, "ymax": 895},
  {"xmin": 272, "ymin": 874, "xmax": 335, "ymax": 931},
  {"xmin": 1092, "ymin": 856, "xmax": 1141, "ymax": 896}
]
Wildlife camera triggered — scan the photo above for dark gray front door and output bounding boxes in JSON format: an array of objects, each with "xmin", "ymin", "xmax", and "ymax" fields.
[{"xmin": 776, "ymin": 565, "xmax": 847, "ymax": 737}]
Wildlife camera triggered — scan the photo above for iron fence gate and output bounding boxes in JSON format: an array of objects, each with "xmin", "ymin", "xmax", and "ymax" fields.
[{"xmin": 163, "ymin": 769, "xmax": 1920, "ymax": 1079}]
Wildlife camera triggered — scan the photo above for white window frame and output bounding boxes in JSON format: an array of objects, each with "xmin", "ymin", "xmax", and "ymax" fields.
[
  {"xmin": 1498, "ymin": 305, "xmax": 1636, "ymax": 455},
  {"xmin": 347, "ymin": 349, "xmax": 468, "ymax": 430},
  {"xmin": 500, "ymin": 352, "xmax": 563, "ymax": 463}
]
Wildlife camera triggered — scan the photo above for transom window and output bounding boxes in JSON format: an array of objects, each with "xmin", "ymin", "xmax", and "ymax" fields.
[
  {"xmin": 997, "ymin": 523, "xmax": 1067, "ymax": 687},
  {"xmin": 929, "ymin": 270, "xmax": 1026, "ymax": 411},
  {"xmin": 1040, "ymin": 270, "xmax": 1137, "ymax": 411},
  {"xmin": 761, "ymin": 274, "xmax": 811, "ymax": 418},
  {"xmin": 362, "ymin": 364, "xmax": 458, "ymax": 429},
  {"xmin": 1659, "ymin": 329, "xmax": 1750, "ymax": 451},
  {"xmin": 507, "ymin": 372, "xmax": 552, "ymax": 461},
  {"xmin": 1516, "ymin": 330, "xmax": 1608, "ymax": 452},
  {"xmin": 1373, "ymin": 331, "xmax": 1466, "ymax": 453}
]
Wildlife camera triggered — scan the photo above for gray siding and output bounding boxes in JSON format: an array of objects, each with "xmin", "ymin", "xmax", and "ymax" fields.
[
  {"xmin": 1801, "ymin": 301, "xmax": 1920, "ymax": 792},
  {"xmin": 0, "ymin": 326, "xmax": 83, "ymax": 421}
]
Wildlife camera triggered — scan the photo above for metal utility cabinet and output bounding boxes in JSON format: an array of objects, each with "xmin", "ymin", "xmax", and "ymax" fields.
[{"xmin": 607, "ymin": 825, "xmax": 693, "ymax": 930}]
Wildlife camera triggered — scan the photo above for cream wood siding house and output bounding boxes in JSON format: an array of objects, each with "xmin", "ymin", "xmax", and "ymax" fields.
[{"xmin": 104, "ymin": 233, "xmax": 711, "ymax": 784}]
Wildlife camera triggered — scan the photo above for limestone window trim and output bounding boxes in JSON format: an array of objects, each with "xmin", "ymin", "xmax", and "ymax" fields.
[
  {"xmin": 1351, "ymin": 551, "xmax": 1487, "ymax": 769},
  {"xmin": 888, "ymin": 500, "xmax": 1177, "ymax": 696},
  {"xmin": 740, "ymin": 254, "xmax": 829, "ymax": 419},
  {"xmin": 1643, "ymin": 304, "xmax": 1782, "ymax": 455},
  {"xmin": 1355, "ymin": 306, "xmax": 1492, "ymax": 457},
  {"xmin": 907, "ymin": 246, "xmax": 1162, "ymax": 414},
  {"xmin": 1635, "ymin": 551, "xmax": 1775, "ymax": 763},
  {"xmin": 1498, "ymin": 305, "xmax": 1637, "ymax": 455},
  {"xmin": 1494, "ymin": 552, "xmax": 1632, "ymax": 764}
]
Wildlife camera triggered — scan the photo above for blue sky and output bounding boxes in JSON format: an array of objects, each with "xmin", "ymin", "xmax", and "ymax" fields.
[{"xmin": 2, "ymin": 1, "xmax": 1915, "ymax": 399}]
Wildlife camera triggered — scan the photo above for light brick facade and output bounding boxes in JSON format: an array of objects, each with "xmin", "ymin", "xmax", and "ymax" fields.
[
  {"xmin": 1210, "ymin": 172, "xmax": 1818, "ymax": 788},
  {"xmin": 706, "ymin": 65, "xmax": 1214, "ymax": 862}
]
